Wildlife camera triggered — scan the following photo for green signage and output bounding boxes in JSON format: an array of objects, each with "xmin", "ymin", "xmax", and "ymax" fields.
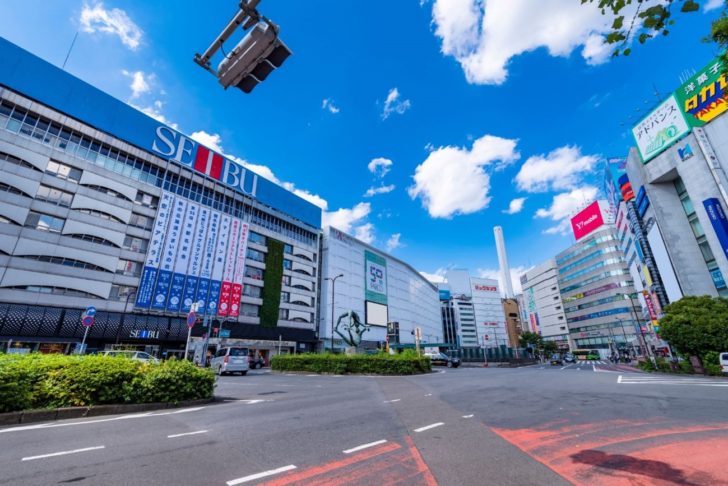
[
  {"xmin": 674, "ymin": 57, "xmax": 727, "ymax": 127},
  {"xmin": 364, "ymin": 250, "xmax": 387, "ymax": 304}
]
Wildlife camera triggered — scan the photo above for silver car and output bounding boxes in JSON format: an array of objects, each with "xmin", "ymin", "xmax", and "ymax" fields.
[
  {"xmin": 102, "ymin": 350, "xmax": 159, "ymax": 363},
  {"xmin": 211, "ymin": 347, "xmax": 250, "ymax": 376}
]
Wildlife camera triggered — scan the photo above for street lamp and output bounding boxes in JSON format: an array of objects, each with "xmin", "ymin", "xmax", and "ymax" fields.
[
  {"xmin": 619, "ymin": 292, "xmax": 656, "ymax": 364},
  {"xmin": 194, "ymin": 0, "xmax": 292, "ymax": 94},
  {"xmin": 116, "ymin": 289, "xmax": 138, "ymax": 345},
  {"xmin": 324, "ymin": 273, "xmax": 343, "ymax": 353}
]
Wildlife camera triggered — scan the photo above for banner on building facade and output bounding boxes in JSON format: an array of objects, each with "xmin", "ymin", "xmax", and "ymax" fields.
[
  {"xmin": 632, "ymin": 94, "xmax": 690, "ymax": 163},
  {"xmin": 675, "ymin": 57, "xmax": 727, "ymax": 127},
  {"xmin": 182, "ymin": 206, "xmax": 209, "ymax": 312},
  {"xmin": 150, "ymin": 197, "xmax": 187, "ymax": 311},
  {"xmin": 218, "ymin": 217, "xmax": 241, "ymax": 317},
  {"xmin": 208, "ymin": 214, "xmax": 230, "ymax": 315},
  {"xmin": 196, "ymin": 210, "xmax": 220, "ymax": 315},
  {"xmin": 229, "ymin": 222, "xmax": 250, "ymax": 318},
  {"xmin": 364, "ymin": 250, "xmax": 388, "ymax": 305},
  {"xmin": 135, "ymin": 192, "xmax": 174, "ymax": 308},
  {"xmin": 167, "ymin": 201, "xmax": 199, "ymax": 313}
]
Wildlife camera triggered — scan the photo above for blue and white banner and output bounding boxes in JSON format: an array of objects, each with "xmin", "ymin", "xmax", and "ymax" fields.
[
  {"xmin": 152, "ymin": 197, "xmax": 186, "ymax": 310},
  {"xmin": 197, "ymin": 210, "xmax": 220, "ymax": 314},
  {"xmin": 229, "ymin": 221, "xmax": 250, "ymax": 317},
  {"xmin": 182, "ymin": 206, "xmax": 209, "ymax": 312},
  {"xmin": 208, "ymin": 214, "xmax": 230, "ymax": 315},
  {"xmin": 703, "ymin": 198, "xmax": 728, "ymax": 261},
  {"xmin": 135, "ymin": 191, "xmax": 174, "ymax": 308},
  {"xmin": 167, "ymin": 201, "xmax": 198, "ymax": 313}
]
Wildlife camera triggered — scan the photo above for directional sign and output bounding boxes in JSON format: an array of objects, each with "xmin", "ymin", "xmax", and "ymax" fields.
[
  {"xmin": 85, "ymin": 306, "xmax": 97, "ymax": 317},
  {"xmin": 82, "ymin": 315, "xmax": 94, "ymax": 327},
  {"xmin": 186, "ymin": 311, "xmax": 197, "ymax": 328},
  {"xmin": 219, "ymin": 329, "xmax": 231, "ymax": 338}
]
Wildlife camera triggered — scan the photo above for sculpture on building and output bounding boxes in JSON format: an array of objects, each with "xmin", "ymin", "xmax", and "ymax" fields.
[{"xmin": 334, "ymin": 310, "xmax": 369, "ymax": 348}]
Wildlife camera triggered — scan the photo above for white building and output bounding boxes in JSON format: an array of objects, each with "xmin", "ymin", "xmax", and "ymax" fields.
[
  {"xmin": 519, "ymin": 260, "xmax": 569, "ymax": 346},
  {"xmin": 320, "ymin": 227, "xmax": 441, "ymax": 351}
]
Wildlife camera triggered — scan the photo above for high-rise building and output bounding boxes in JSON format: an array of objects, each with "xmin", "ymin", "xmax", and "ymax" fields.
[{"xmin": 519, "ymin": 259, "xmax": 569, "ymax": 347}]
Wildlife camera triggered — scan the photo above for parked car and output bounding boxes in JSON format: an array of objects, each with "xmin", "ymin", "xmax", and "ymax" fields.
[
  {"xmin": 426, "ymin": 352, "xmax": 461, "ymax": 368},
  {"xmin": 563, "ymin": 353, "xmax": 576, "ymax": 364},
  {"xmin": 248, "ymin": 355, "xmax": 265, "ymax": 369},
  {"xmin": 720, "ymin": 352, "xmax": 728, "ymax": 374},
  {"xmin": 211, "ymin": 347, "xmax": 249, "ymax": 376},
  {"xmin": 550, "ymin": 353, "xmax": 563, "ymax": 366},
  {"xmin": 102, "ymin": 350, "xmax": 159, "ymax": 363}
]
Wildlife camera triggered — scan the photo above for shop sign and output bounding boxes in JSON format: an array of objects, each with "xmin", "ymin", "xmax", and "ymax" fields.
[
  {"xmin": 474, "ymin": 284, "xmax": 498, "ymax": 292},
  {"xmin": 703, "ymin": 198, "xmax": 728, "ymax": 261},
  {"xmin": 632, "ymin": 95, "xmax": 690, "ymax": 163},
  {"xmin": 674, "ymin": 57, "xmax": 727, "ymax": 127},
  {"xmin": 571, "ymin": 201, "xmax": 605, "ymax": 241},
  {"xmin": 130, "ymin": 330, "xmax": 160, "ymax": 339},
  {"xmin": 364, "ymin": 250, "xmax": 388, "ymax": 305}
]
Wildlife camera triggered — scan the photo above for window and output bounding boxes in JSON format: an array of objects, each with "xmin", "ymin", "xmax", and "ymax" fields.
[
  {"xmin": 249, "ymin": 232, "xmax": 267, "ymax": 245},
  {"xmin": 244, "ymin": 267, "xmax": 263, "ymax": 280},
  {"xmin": 0, "ymin": 182, "xmax": 26, "ymax": 196},
  {"xmin": 247, "ymin": 248, "xmax": 265, "ymax": 262},
  {"xmin": 75, "ymin": 208, "xmax": 125, "ymax": 224},
  {"xmin": 71, "ymin": 234, "xmax": 118, "ymax": 247},
  {"xmin": 280, "ymin": 291, "xmax": 290, "ymax": 303},
  {"xmin": 290, "ymin": 313, "xmax": 313, "ymax": 323},
  {"xmin": 35, "ymin": 185, "xmax": 73, "ymax": 207},
  {"xmin": 128, "ymin": 213, "xmax": 153, "ymax": 231},
  {"xmin": 109, "ymin": 285, "xmax": 137, "ymax": 301},
  {"xmin": 24, "ymin": 211, "xmax": 64, "ymax": 233},
  {"xmin": 0, "ymin": 151, "xmax": 41, "ymax": 172},
  {"xmin": 84, "ymin": 184, "xmax": 130, "ymax": 201},
  {"xmin": 281, "ymin": 275, "xmax": 291, "ymax": 286},
  {"xmin": 243, "ymin": 284, "xmax": 262, "ymax": 298},
  {"xmin": 117, "ymin": 259, "xmax": 143, "ymax": 277},
  {"xmin": 7, "ymin": 285, "xmax": 96, "ymax": 298},
  {"xmin": 278, "ymin": 308, "xmax": 289, "ymax": 320},
  {"xmin": 135, "ymin": 192, "xmax": 159, "ymax": 209},
  {"xmin": 45, "ymin": 160, "xmax": 82, "ymax": 182},
  {"xmin": 19, "ymin": 255, "xmax": 111, "ymax": 273},
  {"xmin": 283, "ymin": 244, "xmax": 293, "ymax": 254},
  {"xmin": 241, "ymin": 303, "xmax": 259, "ymax": 317},
  {"xmin": 283, "ymin": 259, "xmax": 292, "ymax": 270},
  {"xmin": 123, "ymin": 236, "xmax": 148, "ymax": 253}
]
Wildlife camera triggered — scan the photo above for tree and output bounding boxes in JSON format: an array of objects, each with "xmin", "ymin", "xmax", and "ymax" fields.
[
  {"xmin": 519, "ymin": 331, "xmax": 542, "ymax": 349},
  {"xmin": 543, "ymin": 341, "xmax": 559, "ymax": 355},
  {"xmin": 582, "ymin": 0, "xmax": 728, "ymax": 65},
  {"xmin": 659, "ymin": 295, "xmax": 728, "ymax": 357}
]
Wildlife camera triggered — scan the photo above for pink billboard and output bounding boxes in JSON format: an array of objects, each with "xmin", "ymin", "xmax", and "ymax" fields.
[{"xmin": 571, "ymin": 201, "xmax": 604, "ymax": 241}]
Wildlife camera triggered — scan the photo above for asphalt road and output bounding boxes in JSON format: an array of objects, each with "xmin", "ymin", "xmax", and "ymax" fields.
[{"xmin": 2, "ymin": 365, "xmax": 728, "ymax": 485}]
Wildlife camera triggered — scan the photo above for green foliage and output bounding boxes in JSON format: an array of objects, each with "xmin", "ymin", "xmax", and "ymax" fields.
[
  {"xmin": 271, "ymin": 351, "xmax": 431, "ymax": 375},
  {"xmin": 543, "ymin": 341, "xmax": 559, "ymax": 355},
  {"xmin": 0, "ymin": 354, "xmax": 215, "ymax": 413},
  {"xmin": 260, "ymin": 238, "xmax": 284, "ymax": 328},
  {"xmin": 702, "ymin": 351, "xmax": 723, "ymax": 376},
  {"xmin": 660, "ymin": 295, "xmax": 728, "ymax": 357},
  {"xmin": 519, "ymin": 331, "xmax": 542, "ymax": 349}
]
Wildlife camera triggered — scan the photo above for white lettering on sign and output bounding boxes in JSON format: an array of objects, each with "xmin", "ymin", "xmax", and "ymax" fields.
[
  {"xmin": 575, "ymin": 214, "xmax": 598, "ymax": 230},
  {"xmin": 130, "ymin": 330, "xmax": 160, "ymax": 339}
]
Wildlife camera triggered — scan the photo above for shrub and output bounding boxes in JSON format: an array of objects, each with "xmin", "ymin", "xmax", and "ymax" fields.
[
  {"xmin": 0, "ymin": 354, "xmax": 215, "ymax": 413},
  {"xmin": 271, "ymin": 351, "xmax": 431, "ymax": 375},
  {"xmin": 702, "ymin": 351, "xmax": 723, "ymax": 376}
]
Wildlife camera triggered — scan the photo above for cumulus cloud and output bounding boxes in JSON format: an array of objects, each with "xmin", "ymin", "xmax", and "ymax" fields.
[
  {"xmin": 503, "ymin": 197, "xmax": 526, "ymax": 215},
  {"xmin": 364, "ymin": 184, "xmax": 396, "ymax": 197},
  {"xmin": 80, "ymin": 2, "xmax": 143, "ymax": 50},
  {"xmin": 705, "ymin": 0, "xmax": 724, "ymax": 11},
  {"xmin": 322, "ymin": 98, "xmax": 340, "ymax": 114},
  {"xmin": 515, "ymin": 145, "xmax": 599, "ymax": 193},
  {"xmin": 381, "ymin": 88, "xmax": 411, "ymax": 119},
  {"xmin": 354, "ymin": 223, "xmax": 375, "ymax": 244},
  {"xmin": 385, "ymin": 233, "xmax": 403, "ymax": 252},
  {"xmin": 188, "ymin": 131, "xmax": 328, "ymax": 209},
  {"xmin": 408, "ymin": 134, "xmax": 519, "ymax": 218},
  {"xmin": 368, "ymin": 157, "xmax": 393, "ymax": 179},
  {"xmin": 420, "ymin": 268, "xmax": 448, "ymax": 284},
  {"xmin": 431, "ymin": 0, "xmax": 622, "ymax": 85},
  {"xmin": 535, "ymin": 186, "xmax": 598, "ymax": 235},
  {"xmin": 477, "ymin": 265, "xmax": 532, "ymax": 296},
  {"xmin": 122, "ymin": 70, "xmax": 151, "ymax": 99},
  {"xmin": 134, "ymin": 100, "xmax": 178, "ymax": 129},
  {"xmin": 323, "ymin": 202, "xmax": 371, "ymax": 233}
]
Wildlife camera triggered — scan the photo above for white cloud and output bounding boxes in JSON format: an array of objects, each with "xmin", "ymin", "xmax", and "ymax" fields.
[
  {"xmin": 368, "ymin": 157, "xmax": 393, "ymax": 178},
  {"xmin": 133, "ymin": 100, "xmax": 178, "ymax": 129},
  {"xmin": 431, "ymin": 0, "xmax": 623, "ymax": 85},
  {"xmin": 322, "ymin": 98, "xmax": 340, "ymax": 114},
  {"xmin": 705, "ymin": 0, "xmax": 724, "ymax": 11},
  {"xmin": 535, "ymin": 186, "xmax": 598, "ymax": 235},
  {"xmin": 354, "ymin": 223, "xmax": 375, "ymax": 244},
  {"xmin": 80, "ymin": 2, "xmax": 143, "ymax": 50},
  {"xmin": 381, "ymin": 88, "xmax": 411, "ymax": 119},
  {"xmin": 515, "ymin": 145, "xmax": 598, "ymax": 193},
  {"xmin": 420, "ymin": 268, "xmax": 448, "ymax": 284},
  {"xmin": 503, "ymin": 197, "xmax": 526, "ymax": 215},
  {"xmin": 323, "ymin": 202, "xmax": 371, "ymax": 233},
  {"xmin": 188, "ymin": 131, "xmax": 328, "ymax": 209},
  {"xmin": 408, "ymin": 134, "xmax": 519, "ymax": 218},
  {"xmin": 364, "ymin": 184, "xmax": 396, "ymax": 197},
  {"xmin": 122, "ymin": 70, "xmax": 151, "ymax": 99},
  {"xmin": 385, "ymin": 233, "xmax": 403, "ymax": 252},
  {"xmin": 477, "ymin": 265, "xmax": 531, "ymax": 296}
]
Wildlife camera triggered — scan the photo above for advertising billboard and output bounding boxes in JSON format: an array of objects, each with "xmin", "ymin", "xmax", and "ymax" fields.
[
  {"xmin": 151, "ymin": 197, "xmax": 187, "ymax": 311},
  {"xmin": 570, "ymin": 201, "xmax": 605, "ymax": 241},
  {"xmin": 364, "ymin": 250, "xmax": 388, "ymax": 305},
  {"xmin": 135, "ymin": 192, "xmax": 174, "ymax": 308},
  {"xmin": 675, "ymin": 57, "xmax": 727, "ymax": 127},
  {"xmin": 703, "ymin": 198, "xmax": 728, "ymax": 261},
  {"xmin": 632, "ymin": 95, "xmax": 690, "ymax": 163}
]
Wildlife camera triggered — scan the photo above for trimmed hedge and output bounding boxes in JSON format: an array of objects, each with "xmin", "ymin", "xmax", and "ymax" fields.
[
  {"xmin": 0, "ymin": 354, "xmax": 215, "ymax": 413},
  {"xmin": 271, "ymin": 351, "xmax": 431, "ymax": 375}
]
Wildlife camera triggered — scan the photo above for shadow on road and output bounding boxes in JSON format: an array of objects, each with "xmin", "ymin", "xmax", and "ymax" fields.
[{"xmin": 570, "ymin": 449, "xmax": 705, "ymax": 485}]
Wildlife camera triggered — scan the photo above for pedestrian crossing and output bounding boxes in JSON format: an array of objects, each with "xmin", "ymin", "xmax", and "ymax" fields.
[{"xmin": 618, "ymin": 374, "xmax": 728, "ymax": 387}]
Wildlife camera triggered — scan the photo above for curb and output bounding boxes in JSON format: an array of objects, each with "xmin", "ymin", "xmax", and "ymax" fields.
[{"xmin": 0, "ymin": 398, "xmax": 214, "ymax": 427}]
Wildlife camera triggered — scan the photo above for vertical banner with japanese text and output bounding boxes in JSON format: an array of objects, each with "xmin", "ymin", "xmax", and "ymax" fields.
[
  {"xmin": 196, "ymin": 210, "xmax": 220, "ymax": 315},
  {"xmin": 229, "ymin": 221, "xmax": 249, "ymax": 318},
  {"xmin": 208, "ymin": 214, "xmax": 230, "ymax": 315},
  {"xmin": 152, "ymin": 197, "xmax": 187, "ymax": 310},
  {"xmin": 167, "ymin": 202, "xmax": 198, "ymax": 313},
  {"xmin": 182, "ymin": 206, "xmax": 208, "ymax": 312},
  {"xmin": 135, "ymin": 191, "xmax": 174, "ymax": 308},
  {"xmin": 217, "ymin": 217, "xmax": 241, "ymax": 316}
]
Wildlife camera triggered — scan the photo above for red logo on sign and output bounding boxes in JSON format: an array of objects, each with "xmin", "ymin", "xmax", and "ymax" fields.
[
  {"xmin": 474, "ymin": 285, "xmax": 498, "ymax": 292},
  {"xmin": 571, "ymin": 201, "xmax": 604, "ymax": 241},
  {"xmin": 194, "ymin": 146, "xmax": 224, "ymax": 180}
]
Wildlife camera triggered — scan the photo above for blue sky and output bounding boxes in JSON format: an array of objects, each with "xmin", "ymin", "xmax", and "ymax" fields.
[{"xmin": 0, "ymin": 0, "xmax": 723, "ymax": 290}]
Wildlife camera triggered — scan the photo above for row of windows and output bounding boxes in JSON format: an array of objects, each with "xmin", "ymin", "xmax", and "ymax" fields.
[
  {"xmin": 563, "ymin": 295, "xmax": 631, "ymax": 313},
  {"xmin": 559, "ymin": 257, "xmax": 624, "ymax": 284},
  {"xmin": 18, "ymin": 254, "xmax": 111, "ymax": 273},
  {"xmin": 558, "ymin": 246, "xmax": 621, "ymax": 274},
  {"xmin": 570, "ymin": 320, "xmax": 638, "ymax": 334},
  {"xmin": 0, "ymin": 182, "xmax": 25, "ymax": 197},
  {"xmin": 555, "ymin": 234, "xmax": 618, "ymax": 265},
  {"xmin": 560, "ymin": 269, "xmax": 632, "ymax": 293},
  {"xmin": 0, "ymin": 150, "xmax": 41, "ymax": 172}
]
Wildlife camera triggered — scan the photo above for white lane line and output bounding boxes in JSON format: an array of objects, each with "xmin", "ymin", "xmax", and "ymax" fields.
[
  {"xmin": 618, "ymin": 375, "xmax": 623, "ymax": 383},
  {"xmin": 384, "ymin": 399, "xmax": 401, "ymax": 403},
  {"xmin": 560, "ymin": 364, "xmax": 573, "ymax": 370},
  {"xmin": 424, "ymin": 393, "xmax": 432, "ymax": 397},
  {"xmin": 462, "ymin": 414, "xmax": 474, "ymax": 419},
  {"xmin": 227, "ymin": 465, "xmax": 297, "ymax": 485},
  {"xmin": 342, "ymin": 439, "xmax": 387, "ymax": 454},
  {"xmin": 592, "ymin": 364, "xmax": 597, "ymax": 372},
  {"xmin": 167, "ymin": 430, "xmax": 208, "ymax": 438},
  {"xmin": 22, "ymin": 445, "xmax": 105, "ymax": 461},
  {"xmin": 414, "ymin": 422, "xmax": 444, "ymax": 433}
]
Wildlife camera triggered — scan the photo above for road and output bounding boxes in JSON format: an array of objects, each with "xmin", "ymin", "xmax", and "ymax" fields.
[{"xmin": 2, "ymin": 365, "xmax": 728, "ymax": 485}]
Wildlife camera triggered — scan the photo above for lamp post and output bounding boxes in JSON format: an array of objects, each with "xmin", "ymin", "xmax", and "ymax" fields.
[
  {"xmin": 116, "ymin": 289, "xmax": 138, "ymax": 345},
  {"xmin": 324, "ymin": 273, "xmax": 343, "ymax": 353}
]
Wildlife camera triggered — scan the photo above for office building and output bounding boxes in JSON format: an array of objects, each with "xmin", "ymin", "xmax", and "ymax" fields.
[{"xmin": 519, "ymin": 259, "xmax": 569, "ymax": 347}]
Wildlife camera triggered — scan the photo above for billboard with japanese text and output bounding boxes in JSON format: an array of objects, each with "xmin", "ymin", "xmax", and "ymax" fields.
[
  {"xmin": 135, "ymin": 192, "xmax": 174, "ymax": 308},
  {"xmin": 570, "ymin": 201, "xmax": 605, "ymax": 241},
  {"xmin": 632, "ymin": 95, "xmax": 690, "ymax": 163},
  {"xmin": 675, "ymin": 57, "xmax": 727, "ymax": 127}
]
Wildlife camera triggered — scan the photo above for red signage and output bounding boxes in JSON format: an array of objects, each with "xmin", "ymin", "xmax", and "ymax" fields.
[
  {"xmin": 474, "ymin": 284, "xmax": 498, "ymax": 292},
  {"xmin": 570, "ymin": 201, "xmax": 605, "ymax": 241}
]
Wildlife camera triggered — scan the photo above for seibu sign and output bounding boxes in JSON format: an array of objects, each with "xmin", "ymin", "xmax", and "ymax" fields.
[{"xmin": 571, "ymin": 201, "xmax": 605, "ymax": 241}]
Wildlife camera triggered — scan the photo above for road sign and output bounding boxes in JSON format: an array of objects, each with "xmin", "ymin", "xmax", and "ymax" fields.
[
  {"xmin": 82, "ymin": 315, "xmax": 94, "ymax": 327},
  {"xmin": 219, "ymin": 329, "xmax": 231, "ymax": 338},
  {"xmin": 85, "ymin": 306, "xmax": 97, "ymax": 317},
  {"xmin": 186, "ymin": 311, "xmax": 197, "ymax": 328}
]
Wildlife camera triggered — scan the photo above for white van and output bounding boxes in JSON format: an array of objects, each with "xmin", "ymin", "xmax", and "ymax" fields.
[
  {"xmin": 210, "ymin": 347, "xmax": 249, "ymax": 376},
  {"xmin": 720, "ymin": 352, "xmax": 728, "ymax": 374}
]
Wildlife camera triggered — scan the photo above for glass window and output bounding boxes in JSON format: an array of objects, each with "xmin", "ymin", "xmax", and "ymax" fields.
[
  {"xmin": 689, "ymin": 218, "xmax": 705, "ymax": 239},
  {"xmin": 243, "ymin": 284, "xmax": 262, "ymax": 298},
  {"xmin": 241, "ymin": 303, "xmax": 259, "ymax": 317},
  {"xmin": 280, "ymin": 291, "xmax": 289, "ymax": 303},
  {"xmin": 247, "ymin": 248, "xmax": 265, "ymax": 262},
  {"xmin": 35, "ymin": 185, "xmax": 73, "ymax": 207},
  {"xmin": 283, "ymin": 259, "xmax": 292, "ymax": 270},
  {"xmin": 284, "ymin": 244, "xmax": 293, "ymax": 254},
  {"xmin": 249, "ymin": 232, "xmax": 266, "ymax": 245},
  {"xmin": 123, "ymin": 236, "xmax": 149, "ymax": 253},
  {"xmin": 117, "ymin": 259, "xmax": 142, "ymax": 277},
  {"xmin": 282, "ymin": 275, "xmax": 291, "ymax": 286},
  {"xmin": 244, "ymin": 267, "xmax": 264, "ymax": 280},
  {"xmin": 46, "ymin": 160, "xmax": 82, "ymax": 182},
  {"xmin": 24, "ymin": 211, "xmax": 64, "ymax": 233},
  {"xmin": 279, "ymin": 308, "xmax": 289, "ymax": 320},
  {"xmin": 109, "ymin": 285, "xmax": 137, "ymax": 301}
]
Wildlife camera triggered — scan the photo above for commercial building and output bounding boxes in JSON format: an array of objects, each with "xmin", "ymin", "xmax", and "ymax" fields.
[
  {"xmin": 502, "ymin": 298, "xmax": 522, "ymax": 348},
  {"xmin": 319, "ymin": 227, "xmax": 441, "ymax": 351},
  {"xmin": 556, "ymin": 203, "xmax": 641, "ymax": 356},
  {"xmin": 0, "ymin": 39, "xmax": 322, "ymax": 358},
  {"xmin": 519, "ymin": 259, "xmax": 569, "ymax": 347}
]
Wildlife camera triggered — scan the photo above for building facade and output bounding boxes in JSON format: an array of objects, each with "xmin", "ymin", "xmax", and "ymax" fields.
[
  {"xmin": 502, "ymin": 298, "xmax": 522, "ymax": 348},
  {"xmin": 320, "ymin": 227, "xmax": 441, "ymax": 351},
  {"xmin": 0, "ymin": 39, "xmax": 321, "ymax": 358},
  {"xmin": 519, "ymin": 259, "xmax": 569, "ymax": 346}
]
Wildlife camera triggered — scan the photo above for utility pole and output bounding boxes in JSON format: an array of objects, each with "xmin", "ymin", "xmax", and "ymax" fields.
[{"xmin": 324, "ymin": 274, "xmax": 343, "ymax": 353}]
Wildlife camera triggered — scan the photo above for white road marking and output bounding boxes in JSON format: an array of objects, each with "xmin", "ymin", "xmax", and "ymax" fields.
[
  {"xmin": 414, "ymin": 422, "xmax": 444, "ymax": 433},
  {"xmin": 22, "ymin": 445, "xmax": 105, "ymax": 461},
  {"xmin": 384, "ymin": 399, "xmax": 401, "ymax": 403},
  {"xmin": 343, "ymin": 439, "xmax": 388, "ymax": 454},
  {"xmin": 576, "ymin": 368, "xmax": 581, "ymax": 371},
  {"xmin": 462, "ymin": 414, "xmax": 474, "ymax": 419},
  {"xmin": 618, "ymin": 375, "xmax": 623, "ymax": 383},
  {"xmin": 560, "ymin": 364, "xmax": 574, "ymax": 370},
  {"xmin": 592, "ymin": 364, "xmax": 597, "ymax": 372},
  {"xmin": 167, "ymin": 430, "xmax": 208, "ymax": 438},
  {"xmin": 227, "ymin": 465, "xmax": 297, "ymax": 485},
  {"xmin": 424, "ymin": 393, "xmax": 432, "ymax": 397}
]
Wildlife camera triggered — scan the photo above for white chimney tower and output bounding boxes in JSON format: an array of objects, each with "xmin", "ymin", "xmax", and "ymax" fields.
[{"xmin": 493, "ymin": 226, "xmax": 514, "ymax": 298}]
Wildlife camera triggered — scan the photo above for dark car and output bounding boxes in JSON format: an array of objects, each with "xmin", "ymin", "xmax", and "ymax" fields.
[
  {"xmin": 248, "ymin": 356, "xmax": 265, "ymax": 369},
  {"xmin": 427, "ymin": 352, "xmax": 461, "ymax": 368},
  {"xmin": 550, "ymin": 353, "xmax": 563, "ymax": 365}
]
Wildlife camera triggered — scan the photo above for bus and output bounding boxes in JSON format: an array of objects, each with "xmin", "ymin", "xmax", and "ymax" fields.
[{"xmin": 572, "ymin": 349, "xmax": 600, "ymax": 361}]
